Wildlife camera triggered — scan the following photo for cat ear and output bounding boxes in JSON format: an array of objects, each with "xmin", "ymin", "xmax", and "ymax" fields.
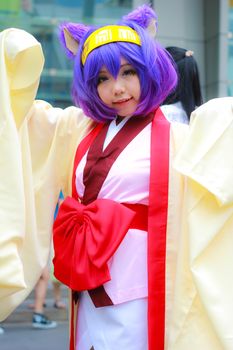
[
  {"xmin": 122, "ymin": 4, "xmax": 157, "ymax": 38},
  {"xmin": 59, "ymin": 22, "xmax": 90, "ymax": 58},
  {"xmin": 63, "ymin": 28, "xmax": 79, "ymax": 56},
  {"xmin": 146, "ymin": 18, "xmax": 157, "ymax": 38}
]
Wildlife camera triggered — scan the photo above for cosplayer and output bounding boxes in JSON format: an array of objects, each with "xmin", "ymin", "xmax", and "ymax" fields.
[{"xmin": 0, "ymin": 4, "xmax": 233, "ymax": 350}]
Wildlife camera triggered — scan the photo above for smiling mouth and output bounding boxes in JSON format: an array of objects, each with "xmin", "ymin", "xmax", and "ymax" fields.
[{"xmin": 113, "ymin": 97, "xmax": 132, "ymax": 105}]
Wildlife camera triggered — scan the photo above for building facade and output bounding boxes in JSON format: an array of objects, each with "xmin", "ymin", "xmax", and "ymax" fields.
[
  {"xmin": 0, "ymin": 0, "xmax": 231, "ymax": 107},
  {"xmin": 155, "ymin": 0, "xmax": 229, "ymax": 101}
]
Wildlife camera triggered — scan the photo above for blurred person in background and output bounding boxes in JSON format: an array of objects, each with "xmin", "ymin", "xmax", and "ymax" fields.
[
  {"xmin": 51, "ymin": 191, "xmax": 66, "ymax": 310},
  {"xmin": 161, "ymin": 46, "xmax": 203, "ymax": 124},
  {"xmin": 30, "ymin": 192, "xmax": 66, "ymax": 325},
  {"xmin": 31, "ymin": 266, "xmax": 57, "ymax": 329}
]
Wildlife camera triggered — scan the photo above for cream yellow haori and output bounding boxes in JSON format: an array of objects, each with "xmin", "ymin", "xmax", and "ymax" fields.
[
  {"xmin": 168, "ymin": 98, "xmax": 233, "ymax": 349},
  {"xmin": 0, "ymin": 27, "xmax": 233, "ymax": 350},
  {"xmin": 0, "ymin": 28, "xmax": 92, "ymax": 320}
]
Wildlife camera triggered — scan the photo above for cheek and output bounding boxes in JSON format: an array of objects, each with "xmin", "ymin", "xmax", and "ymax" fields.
[
  {"xmin": 97, "ymin": 85, "xmax": 106, "ymax": 103},
  {"xmin": 134, "ymin": 78, "xmax": 141, "ymax": 99}
]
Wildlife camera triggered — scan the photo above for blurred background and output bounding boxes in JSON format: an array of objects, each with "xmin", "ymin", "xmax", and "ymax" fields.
[{"xmin": 0, "ymin": 0, "xmax": 232, "ymax": 109}]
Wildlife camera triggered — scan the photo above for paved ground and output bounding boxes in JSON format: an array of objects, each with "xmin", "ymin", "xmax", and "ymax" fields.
[{"xmin": 0, "ymin": 321, "xmax": 69, "ymax": 350}]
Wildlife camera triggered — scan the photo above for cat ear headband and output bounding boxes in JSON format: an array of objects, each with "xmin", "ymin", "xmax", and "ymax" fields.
[{"xmin": 60, "ymin": 4, "xmax": 157, "ymax": 65}]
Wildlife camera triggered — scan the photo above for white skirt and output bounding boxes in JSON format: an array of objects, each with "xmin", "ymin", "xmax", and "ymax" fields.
[{"xmin": 76, "ymin": 291, "xmax": 148, "ymax": 350}]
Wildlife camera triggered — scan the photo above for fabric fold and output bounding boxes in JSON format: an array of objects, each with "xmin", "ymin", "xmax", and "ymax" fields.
[{"xmin": 174, "ymin": 97, "xmax": 233, "ymax": 206}]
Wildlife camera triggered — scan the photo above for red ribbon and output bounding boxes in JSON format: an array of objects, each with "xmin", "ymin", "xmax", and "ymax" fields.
[{"xmin": 53, "ymin": 196, "xmax": 135, "ymax": 291}]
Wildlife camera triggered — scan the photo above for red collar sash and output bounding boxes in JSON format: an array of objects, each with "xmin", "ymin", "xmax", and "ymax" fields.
[
  {"xmin": 82, "ymin": 113, "xmax": 154, "ymax": 204},
  {"xmin": 148, "ymin": 108, "xmax": 170, "ymax": 350}
]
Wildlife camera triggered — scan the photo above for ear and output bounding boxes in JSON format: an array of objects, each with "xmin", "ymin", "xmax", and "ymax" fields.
[
  {"xmin": 122, "ymin": 4, "xmax": 157, "ymax": 38},
  {"xmin": 59, "ymin": 22, "xmax": 90, "ymax": 59},
  {"xmin": 146, "ymin": 18, "xmax": 157, "ymax": 38},
  {"xmin": 63, "ymin": 28, "xmax": 79, "ymax": 55}
]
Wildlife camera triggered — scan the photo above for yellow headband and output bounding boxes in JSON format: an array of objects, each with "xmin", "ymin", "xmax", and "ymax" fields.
[{"xmin": 81, "ymin": 25, "xmax": 141, "ymax": 65}]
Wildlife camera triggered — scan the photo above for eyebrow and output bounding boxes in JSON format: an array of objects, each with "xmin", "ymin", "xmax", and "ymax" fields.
[{"xmin": 99, "ymin": 63, "xmax": 131, "ymax": 74}]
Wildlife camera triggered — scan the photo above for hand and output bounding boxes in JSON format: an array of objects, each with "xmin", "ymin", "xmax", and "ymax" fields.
[{"xmin": 3, "ymin": 28, "xmax": 44, "ymax": 90}]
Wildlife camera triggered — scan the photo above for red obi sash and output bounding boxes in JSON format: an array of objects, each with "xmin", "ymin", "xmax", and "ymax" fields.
[
  {"xmin": 53, "ymin": 108, "xmax": 170, "ymax": 350},
  {"xmin": 53, "ymin": 198, "xmax": 148, "ymax": 291}
]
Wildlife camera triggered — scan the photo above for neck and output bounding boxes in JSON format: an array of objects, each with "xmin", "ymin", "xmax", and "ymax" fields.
[{"xmin": 115, "ymin": 115, "xmax": 125, "ymax": 125}]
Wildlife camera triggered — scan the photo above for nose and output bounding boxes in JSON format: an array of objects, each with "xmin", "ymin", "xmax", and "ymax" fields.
[{"xmin": 112, "ymin": 78, "xmax": 125, "ymax": 95}]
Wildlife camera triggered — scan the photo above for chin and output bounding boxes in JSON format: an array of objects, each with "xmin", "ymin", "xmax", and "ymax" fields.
[{"xmin": 118, "ymin": 110, "xmax": 137, "ymax": 117}]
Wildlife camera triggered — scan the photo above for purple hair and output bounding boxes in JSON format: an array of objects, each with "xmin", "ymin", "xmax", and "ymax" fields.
[
  {"xmin": 123, "ymin": 4, "xmax": 158, "ymax": 31},
  {"xmin": 60, "ymin": 8, "xmax": 177, "ymax": 122}
]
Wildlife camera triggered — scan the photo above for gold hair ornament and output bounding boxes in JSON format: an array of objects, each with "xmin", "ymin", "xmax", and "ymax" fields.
[{"xmin": 81, "ymin": 25, "xmax": 141, "ymax": 65}]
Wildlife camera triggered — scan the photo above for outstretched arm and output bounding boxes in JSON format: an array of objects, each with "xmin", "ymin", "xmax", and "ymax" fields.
[
  {"xmin": 0, "ymin": 28, "xmax": 92, "ymax": 321},
  {"xmin": 0, "ymin": 27, "xmax": 44, "ymax": 320}
]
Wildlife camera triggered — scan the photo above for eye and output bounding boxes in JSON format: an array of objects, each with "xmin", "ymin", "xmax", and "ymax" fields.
[
  {"xmin": 97, "ymin": 75, "xmax": 108, "ymax": 85},
  {"xmin": 123, "ymin": 68, "xmax": 137, "ymax": 76}
]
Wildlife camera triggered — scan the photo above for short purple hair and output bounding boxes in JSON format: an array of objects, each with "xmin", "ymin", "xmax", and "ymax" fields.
[{"xmin": 64, "ymin": 20, "xmax": 177, "ymax": 123}]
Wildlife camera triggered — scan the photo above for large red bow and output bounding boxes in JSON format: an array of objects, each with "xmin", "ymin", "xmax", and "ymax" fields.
[{"xmin": 53, "ymin": 197, "xmax": 135, "ymax": 291}]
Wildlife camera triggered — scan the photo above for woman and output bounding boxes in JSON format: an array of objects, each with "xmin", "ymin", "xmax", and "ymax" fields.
[
  {"xmin": 161, "ymin": 46, "xmax": 203, "ymax": 123},
  {"xmin": 0, "ymin": 5, "xmax": 233, "ymax": 350}
]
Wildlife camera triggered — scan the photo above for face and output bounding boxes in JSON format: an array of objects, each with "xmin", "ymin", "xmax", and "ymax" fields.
[{"xmin": 97, "ymin": 58, "xmax": 141, "ymax": 117}]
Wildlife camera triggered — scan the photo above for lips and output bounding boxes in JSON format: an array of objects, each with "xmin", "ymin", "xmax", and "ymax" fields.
[{"xmin": 113, "ymin": 97, "xmax": 132, "ymax": 105}]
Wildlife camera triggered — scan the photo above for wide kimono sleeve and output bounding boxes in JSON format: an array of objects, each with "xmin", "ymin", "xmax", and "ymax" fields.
[
  {"xmin": 0, "ymin": 28, "xmax": 92, "ymax": 320},
  {"xmin": 167, "ymin": 97, "xmax": 233, "ymax": 350}
]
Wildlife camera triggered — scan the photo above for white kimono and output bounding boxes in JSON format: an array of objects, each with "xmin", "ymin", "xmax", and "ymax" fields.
[{"xmin": 75, "ymin": 117, "xmax": 150, "ymax": 349}]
